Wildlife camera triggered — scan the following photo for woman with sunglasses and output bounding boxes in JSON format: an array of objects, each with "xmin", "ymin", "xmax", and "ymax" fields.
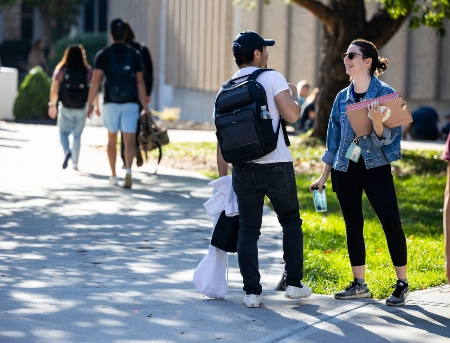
[{"xmin": 310, "ymin": 39, "xmax": 409, "ymax": 306}]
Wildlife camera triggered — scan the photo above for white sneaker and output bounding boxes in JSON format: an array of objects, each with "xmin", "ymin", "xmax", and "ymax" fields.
[
  {"xmin": 243, "ymin": 294, "xmax": 261, "ymax": 308},
  {"xmin": 123, "ymin": 172, "xmax": 132, "ymax": 189},
  {"xmin": 285, "ymin": 282, "xmax": 313, "ymax": 299},
  {"xmin": 109, "ymin": 176, "xmax": 119, "ymax": 186}
]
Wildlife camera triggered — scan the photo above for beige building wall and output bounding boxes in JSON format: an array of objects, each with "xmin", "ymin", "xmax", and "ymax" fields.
[
  {"xmin": 288, "ymin": 5, "xmax": 320, "ymax": 88},
  {"xmin": 408, "ymin": 26, "xmax": 440, "ymax": 100},
  {"xmin": 379, "ymin": 22, "xmax": 409, "ymax": 94},
  {"xmin": 166, "ymin": 0, "xmax": 233, "ymax": 91},
  {"xmin": 108, "ymin": 0, "xmax": 450, "ymax": 122},
  {"xmin": 440, "ymin": 21, "xmax": 450, "ymax": 101},
  {"xmin": 260, "ymin": 0, "xmax": 289, "ymax": 77}
]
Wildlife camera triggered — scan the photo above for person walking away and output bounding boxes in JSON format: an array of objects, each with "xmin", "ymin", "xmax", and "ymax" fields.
[
  {"xmin": 86, "ymin": 18, "xmax": 151, "ymax": 188},
  {"xmin": 48, "ymin": 44, "xmax": 94, "ymax": 170},
  {"xmin": 441, "ymin": 134, "xmax": 450, "ymax": 283},
  {"xmin": 310, "ymin": 39, "xmax": 409, "ymax": 306},
  {"xmin": 215, "ymin": 30, "xmax": 312, "ymax": 308},
  {"xmin": 119, "ymin": 22, "xmax": 154, "ymax": 169}
]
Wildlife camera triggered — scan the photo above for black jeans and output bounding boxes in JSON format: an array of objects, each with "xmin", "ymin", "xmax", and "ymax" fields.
[
  {"xmin": 331, "ymin": 157, "xmax": 407, "ymax": 267},
  {"xmin": 232, "ymin": 162, "xmax": 304, "ymax": 295}
]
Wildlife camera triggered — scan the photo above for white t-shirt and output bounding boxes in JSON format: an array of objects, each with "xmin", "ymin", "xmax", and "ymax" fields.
[{"xmin": 213, "ymin": 67, "xmax": 293, "ymax": 164}]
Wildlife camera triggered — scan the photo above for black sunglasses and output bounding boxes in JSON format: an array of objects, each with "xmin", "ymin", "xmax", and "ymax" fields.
[{"xmin": 342, "ymin": 52, "xmax": 365, "ymax": 60}]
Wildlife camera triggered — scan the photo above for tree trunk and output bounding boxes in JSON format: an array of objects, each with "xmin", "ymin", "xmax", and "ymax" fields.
[
  {"xmin": 311, "ymin": 0, "xmax": 408, "ymax": 139},
  {"xmin": 314, "ymin": 25, "xmax": 352, "ymax": 138}
]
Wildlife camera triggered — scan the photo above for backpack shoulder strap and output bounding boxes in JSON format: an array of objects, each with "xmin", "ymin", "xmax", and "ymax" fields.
[
  {"xmin": 221, "ymin": 78, "xmax": 233, "ymax": 88},
  {"xmin": 221, "ymin": 68, "xmax": 274, "ymax": 88},
  {"xmin": 247, "ymin": 68, "xmax": 273, "ymax": 81},
  {"xmin": 249, "ymin": 68, "xmax": 290, "ymax": 146},
  {"xmin": 271, "ymin": 118, "xmax": 290, "ymax": 147},
  {"xmin": 281, "ymin": 120, "xmax": 290, "ymax": 146},
  {"xmin": 250, "ymin": 68, "xmax": 290, "ymax": 145}
]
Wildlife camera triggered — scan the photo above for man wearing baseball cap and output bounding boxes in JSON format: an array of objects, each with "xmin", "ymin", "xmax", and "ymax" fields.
[
  {"xmin": 215, "ymin": 30, "xmax": 311, "ymax": 308},
  {"xmin": 86, "ymin": 18, "xmax": 151, "ymax": 189}
]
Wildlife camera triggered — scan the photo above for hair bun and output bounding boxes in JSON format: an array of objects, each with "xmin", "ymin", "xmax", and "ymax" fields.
[{"xmin": 376, "ymin": 57, "xmax": 388, "ymax": 76}]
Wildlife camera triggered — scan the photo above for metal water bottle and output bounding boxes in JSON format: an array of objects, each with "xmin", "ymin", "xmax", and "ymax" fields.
[{"xmin": 260, "ymin": 105, "xmax": 271, "ymax": 119}]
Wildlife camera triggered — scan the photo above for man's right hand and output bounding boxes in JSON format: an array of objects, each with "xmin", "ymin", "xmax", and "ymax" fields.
[
  {"xmin": 48, "ymin": 105, "xmax": 57, "ymax": 119},
  {"xmin": 86, "ymin": 104, "xmax": 94, "ymax": 119},
  {"xmin": 143, "ymin": 107, "xmax": 152, "ymax": 118}
]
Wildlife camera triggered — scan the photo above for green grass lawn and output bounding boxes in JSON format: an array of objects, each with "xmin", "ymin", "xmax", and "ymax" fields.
[{"xmin": 158, "ymin": 139, "xmax": 447, "ymax": 298}]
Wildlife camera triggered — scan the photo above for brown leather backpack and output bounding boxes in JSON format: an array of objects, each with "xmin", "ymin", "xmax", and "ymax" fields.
[{"xmin": 138, "ymin": 113, "xmax": 170, "ymax": 174}]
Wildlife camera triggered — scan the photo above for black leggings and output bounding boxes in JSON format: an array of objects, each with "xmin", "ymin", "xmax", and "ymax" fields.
[{"xmin": 331, "ymin": 158, "xmax": 407, "ymax": 267}]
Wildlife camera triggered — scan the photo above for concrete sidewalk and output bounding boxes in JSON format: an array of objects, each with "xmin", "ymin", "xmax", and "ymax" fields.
[{"xmin": 0, "ymin": 122, "xmax": 449, "ymax": 343}]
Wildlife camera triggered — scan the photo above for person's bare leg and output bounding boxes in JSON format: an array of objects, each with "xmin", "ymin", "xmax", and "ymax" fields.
[
  {"xmin": 351, "ymin": 265, "xmax": 365, "ymax": 279},
  {"xmin": 394, "ymin": 266, "xmax": 407, "ymax": 280},
  {"xmin": 444, "ymin": 162, "xmax": 450, "ymax": 283},
  {"xmin": 123, "ymin": 132, "xmax": 136, "ymax": 169},
  {"xmin": 122, "ymin": 132, "xmax": 136, "ymax": 188},
  {"xmin": 107, "ymin": 131, "xmax": 118, "ymax": 177}
]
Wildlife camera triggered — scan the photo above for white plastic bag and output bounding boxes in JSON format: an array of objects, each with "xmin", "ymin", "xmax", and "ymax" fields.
[{"xmin": 193, "ymin": 244, "xmax": 227, "ymax": 299}]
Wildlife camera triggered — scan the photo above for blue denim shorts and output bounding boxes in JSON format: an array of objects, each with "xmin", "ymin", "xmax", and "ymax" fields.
[{"xmin": 102, "ymin": 102, "xmax": 139, "ymax": 133}]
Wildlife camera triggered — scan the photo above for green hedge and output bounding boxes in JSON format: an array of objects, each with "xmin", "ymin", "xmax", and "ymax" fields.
[
  {"xmin": 13, "ymin": 66, "xmax": 51, "ymax": 120},
  {"xmin": 48, "ymin": 33, "xmax": 107, "ymax": 72}
]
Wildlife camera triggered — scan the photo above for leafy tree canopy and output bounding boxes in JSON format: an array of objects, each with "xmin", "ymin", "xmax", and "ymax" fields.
[
  {"xmin": 234, "ymin": 0, "xmax": 450, "ymax": 36},
  {"xmin": 0, "ymin": 0, "xmax": 87, "ymax": 24},
  {"xmin": 0, "ymin": 0, "xmax": 90, "ymax": 46}
]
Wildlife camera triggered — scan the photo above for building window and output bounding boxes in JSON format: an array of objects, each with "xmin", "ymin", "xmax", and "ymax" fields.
[
  {"xmin": 84, "ymin": 0, "xmax": 108, "ymax": 33},
  {"xmin": 21, "ymin": 3, "xmax": 34, "ymax": 41}
]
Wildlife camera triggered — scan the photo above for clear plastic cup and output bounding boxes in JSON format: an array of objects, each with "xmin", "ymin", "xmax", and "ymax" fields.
[{"xmin": 312, "ymin": 186, "xmax": 327, "ymax": 212}]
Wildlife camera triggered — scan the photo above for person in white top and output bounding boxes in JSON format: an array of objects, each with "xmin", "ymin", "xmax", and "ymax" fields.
[{"xmin": 215, "ymin": 30, "xmax": 312, "ymax": 308}]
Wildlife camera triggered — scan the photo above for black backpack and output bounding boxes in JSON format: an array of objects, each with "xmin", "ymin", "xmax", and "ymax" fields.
[
  {"xmin": 214, "ymin": 69, "xmax": 289, "ymax": 164},
  {"xmin": 107, "ymin": 48, "xmax": 137, "ymax": 102},
  {"xmin": 58, "ymin": 67, "xmax": 89, "ymax": 109}
]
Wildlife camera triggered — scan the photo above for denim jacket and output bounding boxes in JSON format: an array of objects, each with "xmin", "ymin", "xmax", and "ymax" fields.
[{"xmin": 322, "ymin": 76, "xmax": 402, "ymax": 171}]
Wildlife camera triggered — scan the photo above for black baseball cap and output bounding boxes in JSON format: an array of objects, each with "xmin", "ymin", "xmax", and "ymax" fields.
[
  {"xmin": 232, "ymin": 30, "xmax": 275, "ymax": 56},
  {"xmin": 110, "ymin": 18, "xmax": 124, "ymax": 31}
]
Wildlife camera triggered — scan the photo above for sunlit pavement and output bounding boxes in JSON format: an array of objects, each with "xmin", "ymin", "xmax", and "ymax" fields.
[{"xmin": 0, "ymin": 122, "xmax": 449, "ymax": 343}]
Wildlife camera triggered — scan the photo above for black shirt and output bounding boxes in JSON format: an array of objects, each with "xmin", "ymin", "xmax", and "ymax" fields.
[
  {"xmin": 354, "ymin": 92, "xmax": 366, "ymax": 103},
  {"xmin": 128, "ymin": 41, "xmax": 153, "ymax": 95},
  {"xmin": 94, "ymin": 43, "xmax": 144, "ymax": 104}
]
